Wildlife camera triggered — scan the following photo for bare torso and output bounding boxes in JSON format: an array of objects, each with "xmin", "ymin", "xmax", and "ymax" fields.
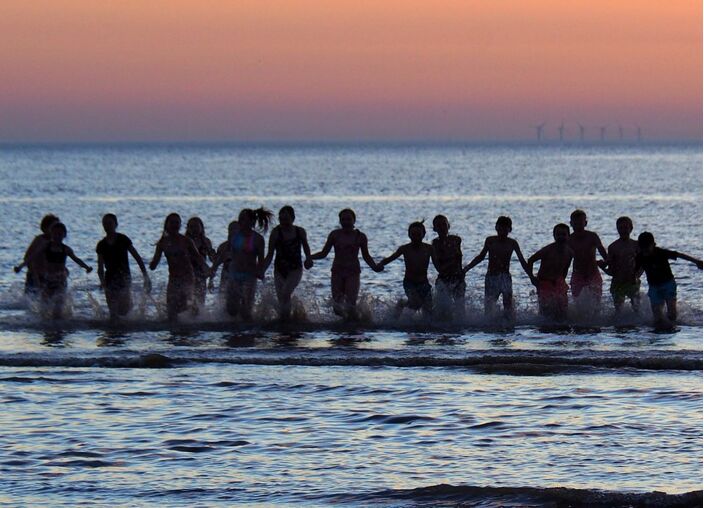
[
  {"xmin": 568, "ymin": 230, "xmax": 601, "ymax": 277},
  {"xmin": 400, "ymin": 243, "xmax": 432, "ymax": 283},
  {"xmin": 486, "ymin": 236, "xmax": 516, "ymax": 275},
  {"xmin": 608, "ymin": 238, "xmax": 639, "ymax": 284},
  {"xmin": 537, "ymin": 243, "xmax": 573, "ymax": 281}
]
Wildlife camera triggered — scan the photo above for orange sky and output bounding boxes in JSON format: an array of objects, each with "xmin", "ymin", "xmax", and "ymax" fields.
[{"xmin": 0, "ymin": 1, "xmax": 700, "ymax": 142}]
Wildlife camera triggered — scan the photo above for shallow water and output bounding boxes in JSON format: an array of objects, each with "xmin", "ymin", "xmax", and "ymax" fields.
[{"xmin": 0, "ymin": 143, "xmax": 701, "ymax": 506}]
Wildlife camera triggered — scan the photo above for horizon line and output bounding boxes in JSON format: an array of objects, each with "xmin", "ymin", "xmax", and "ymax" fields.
[{"xmin": 0, "ymin": 138, "xmax": 701, "ymax": 149}]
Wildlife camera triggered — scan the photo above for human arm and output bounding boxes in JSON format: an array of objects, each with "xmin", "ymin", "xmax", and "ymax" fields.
[
  {"xmin": 379, "ymin": 246, "xmax": 404, "ymax": 268},
  {"xmin": 300, "ymin": 228, "xmax": 314, "ymax": 269},
  {"xmin": 563, "ymin": 248, "xmax": 574, "ymax": 278},
  {"xmin": 255, "ymin": 234, "xmax": 266, "ymax": 279},
  {"xmin": 463, "ymin": 240, "xmax": 488, "ymax": 274},
  {"xmin": 595, "ymin": 233, "xmax": 608, "ymax": 263},
  {"xmin": 128, "ymin": 243, "xmax": 151, "ymax": 292},
  {"xmin": 598, "ymin": 245, "xmax": 613, "ymax": 275},
  {"xmin": 209, "ymin": 245, "xmax": 227, "ymax": 280},
  {"xmin": 15, "ymin": 236, "xmax": 43, "ymax": 272},
  {"xmin": 260, "ymin": 228, "xmax": 278, "ymax": 274},
  {"xmin": 66, "ymin": 247, "xmax": 92, "ymax": 273},
  {"xmin": 360, "ymin": 233, "xmax": 381, "ymax": 272},
  {"xmin": 97, "ymin": 253, "xmax": 105, "ymax": 288},
  {"xmin": 513, "ymin": 240, "xmax": 537, "ymax": 284},
  {"xmin": 187, "ymin": 238, "xmax": 209, "ymax": 274},
  {"xmin": 149, "ymin": 240, "xmax": 163, "ymax": 271},
  {"xmin": 526, "ymin": 248, "xmax": 544, "ymax": 287},
  {"xmin": 673, "ymin": 251, "xmax": 703, "ymax": 270},
  {"xmin": 310, "ymin": 232, "xmax": 334, "ymax": 260}
]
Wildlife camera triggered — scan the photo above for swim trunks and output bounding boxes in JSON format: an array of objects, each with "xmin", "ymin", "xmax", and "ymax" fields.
[
  {"xmin": 570, "ymin": 271, "xmax": 602, "ymax": 300},
  {"xmin": 485, "ymin": 273, "xmax": 512, "ymax": 300},
  {"xmin": 610, "ymin": 280, "xmax": 640, "ymax": 300},
  {"xmin": 537, "ymin": 278, "xmax": 568, "ymax": 314},
  {"xmin": 647, "ymin": 279, "xmax": 676, "ymax": 306},
  {"xmin": 403, "ymin": 279, "xmax": 432, "ymax": 310}
]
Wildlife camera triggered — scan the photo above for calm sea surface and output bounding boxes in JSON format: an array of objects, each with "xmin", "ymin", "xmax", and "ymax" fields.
[{"xmin": 0, "ymin": 143, "xmax": 701, "ymax": 506}]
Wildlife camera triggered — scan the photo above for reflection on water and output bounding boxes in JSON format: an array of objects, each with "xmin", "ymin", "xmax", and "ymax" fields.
[
  {"xmin": 0, "ymin": 364, "xmax": 699, "ymax": 505},
  {"xmin": 0, "ymin": 145, "xmax": 701, "ymax": 505}
]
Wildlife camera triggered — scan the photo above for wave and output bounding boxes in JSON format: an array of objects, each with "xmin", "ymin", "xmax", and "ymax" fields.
[
  {"xmin": 327, "ymin": 483, "xmax": 702, "ymax": 507},
  {"xmin": 0, "ymin": 350, "xmax": 699, "ymax": 371}
]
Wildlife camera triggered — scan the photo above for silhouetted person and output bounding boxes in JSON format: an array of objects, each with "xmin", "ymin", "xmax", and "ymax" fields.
[
  {"xmin": 379, "ymin": 221, "xmax": 434, "ymax": 318},
  {"xmin": 210, "ymin": 221, "xmax": 237, "ymax": 293},
  {"xmin": 185, "ymin": 217, "xmax": 215, "ymax": 312},
  {"xmin": 35, "ymin": 222, "xmax": 92, "ymax": 319},
  {"xmin": 149, "ymin": 213, "xmax": 207, "ymax": 321},
  {"xmin": 568, "ymin": 209, "xmax": 608, "ymax": 313},
  {"xmin": 261, "ymin": 206, "xmax": 313, "ymax": 321},
  {"xmin": 211, "ymin": 208, "xmax": 271, "ymax": 320},
  {"xmin": 636, "ymin": 232, "xmax": 702, "ymax": 328},
  {"xmin": 96, "ymin": 214, "xmax": 151, "ymax": 321},
  {"xmin": 598, "ymin": 216, "xmax": 641, "ymax": 313},
  {"xmin": 311, "ymin": 208, "xmax": 381, "ymax": 321},
  {"xmin": 431, "ymin": 215, "xmax": 465, "ymax": 320},
  {"xmin": 14, "ymin": 214, "xmax": 60, "ymax": 296},
  {"xmin": 528, "ymin": 224, "xmax": 574, "ymax": 321},
  {"xmin": 464, "ymin": 216, "xmax": 533, "ymax": 320}
]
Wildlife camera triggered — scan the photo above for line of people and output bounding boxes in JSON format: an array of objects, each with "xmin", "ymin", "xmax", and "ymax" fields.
[{"xmin": 14, "ymin": 208, "xmax": 702, "ymax": 328}]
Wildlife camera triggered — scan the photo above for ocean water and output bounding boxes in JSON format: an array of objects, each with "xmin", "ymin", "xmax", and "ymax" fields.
[{"xmin": 0, "ymin": 143, "xmax": 701, "ymax": 506}]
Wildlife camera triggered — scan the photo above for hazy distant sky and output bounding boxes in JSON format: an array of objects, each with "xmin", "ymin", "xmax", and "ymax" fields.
[{"xmin": 1, "ymin": 1, "xmax": 701, "ymax": 142}]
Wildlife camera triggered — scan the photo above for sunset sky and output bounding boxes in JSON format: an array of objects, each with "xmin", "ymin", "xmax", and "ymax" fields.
[{"xmin": 0, "ymin": 1, "xmax": 701, "ymax": 142}]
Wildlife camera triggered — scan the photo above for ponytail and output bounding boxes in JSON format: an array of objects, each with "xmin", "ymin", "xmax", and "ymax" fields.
[{"xmin": 239, "ymin": 207, "xmax": 273, "ymax": 233}]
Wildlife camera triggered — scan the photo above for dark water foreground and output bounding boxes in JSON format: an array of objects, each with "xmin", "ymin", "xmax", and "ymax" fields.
[{"xmin": 0, "ymin": 324, "xmax": 701, "ymax": 506}]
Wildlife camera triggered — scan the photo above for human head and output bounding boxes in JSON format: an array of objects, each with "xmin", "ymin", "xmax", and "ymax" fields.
[
  {"xmin": 495, "ymin": 216, "xmax": 512, "ymax": 238},
  {"xmin": 616, "ymin": 216, "xmax": 633, "ymax": 238},
  {"xmin": 570, "ymin": 209, "xmax": 587, "ymax": 232},
  {"xmin": 227, "ymin": 220, "xmax": 238, "ymax": 238},
  {"xmin": 238, "ymin": 207, "xmax": 273, "ymax": 232},
  {"xmin": 553, "ymin": 223, "xmax": 570, "ymax": 244},
  {"xmin": 338, "ymin": 208, "xmax": 356, "ymax": 229},
  {"xmin": 50, "ymin": 222, "xmax": 67, "ymax": 242},
  {"xmin": 638, "ymin": 232, "xmax": 656, "ymax": 254},
  {"xmin": 432, "ymin": 215, "xmax": 450, "ymax": 236},
  {"xmin": 279, "ymin": 206, "xmax": 295, "ymax": 227},
  {"xmin": 102, "ymin": 213, "xmax": 118, "ymax": 234},
  {"xmin": 163, "ymin": 213, "xmax": 182, "ymax": 236},
  {"xmin": 40, "ymin": 214, "xmax": 60, "ymax": 234},
  {"xmin": 408, "ymin": 221, "xmax": 426, "ymax": 243},
  {"xmin": 186, "ymin": 217, "xmax": 205, "ymax": 237}
]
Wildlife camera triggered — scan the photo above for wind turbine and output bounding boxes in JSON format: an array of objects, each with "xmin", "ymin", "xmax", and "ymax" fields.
[
  {"xmin": 599, "ymin": 125, "xmax": 608, "ymax": 142},
  {"xmin": 618, "ymin": 125, "xmax": 624, "ymax": 141},
  {"xmin": 577, "ymin": 123, "xmax": 586, "ymax": 142},
  {"xmin": 557, "ymin": 120, "xmax": 565, "ymax": 142},
  {"xmin": 534, "ymin": 122, "xmax": 547, "ymax": 142}
]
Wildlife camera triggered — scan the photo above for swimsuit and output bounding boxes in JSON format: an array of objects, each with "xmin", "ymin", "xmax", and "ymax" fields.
[
  {"xmin": 274, "ymin": 226, "xmax": 303, "ymax": 277},
  {"xmin": 537, "ymin": 278, "xmax": 568, "ymax": 313},
  {"xmin": 570, "ymin": 271, "xmax": 602, "ymax": 300},
  {"xmin": 647, "ymin": 280, "xmax": 676, "ymax": 306},
  {"xmin": 403, "ymin": 279, "xmax": 432, "ymax": 310},
  {"xmin": 485, "ymin": 272, "xmax": 512, "ymax": 300}
]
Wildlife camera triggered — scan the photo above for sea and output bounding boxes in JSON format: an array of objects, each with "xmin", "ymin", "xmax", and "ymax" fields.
[{"xmin": 0, "ymin": 142, "xmax": 701, "ymax": 507}]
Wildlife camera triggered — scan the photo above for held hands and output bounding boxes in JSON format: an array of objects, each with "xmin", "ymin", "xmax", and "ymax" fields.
[
  {"xmin": 13, "ymin": 265, "xmax": 22, "ymax": 274},
  {"xmin": 143, "ymin": 277, "xmax": 152, "ymax": 294},
  {"xmin": 85, "ymin": 266, "xmax": 93, "ymax": 274},
  {"xmin": 373, "ymin": 262, "xmax": 384, "ymax": 273},
  {"xmin": 697, "ymin": 260, "xmax": 703, "ymax": 270},
  {"xmin": 304, "ymin": 258, "xmax": 313, "ymax": 270},
  {"xmin": 529, "ymin": 274, "xmax": 539, "ymax": 287}
]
